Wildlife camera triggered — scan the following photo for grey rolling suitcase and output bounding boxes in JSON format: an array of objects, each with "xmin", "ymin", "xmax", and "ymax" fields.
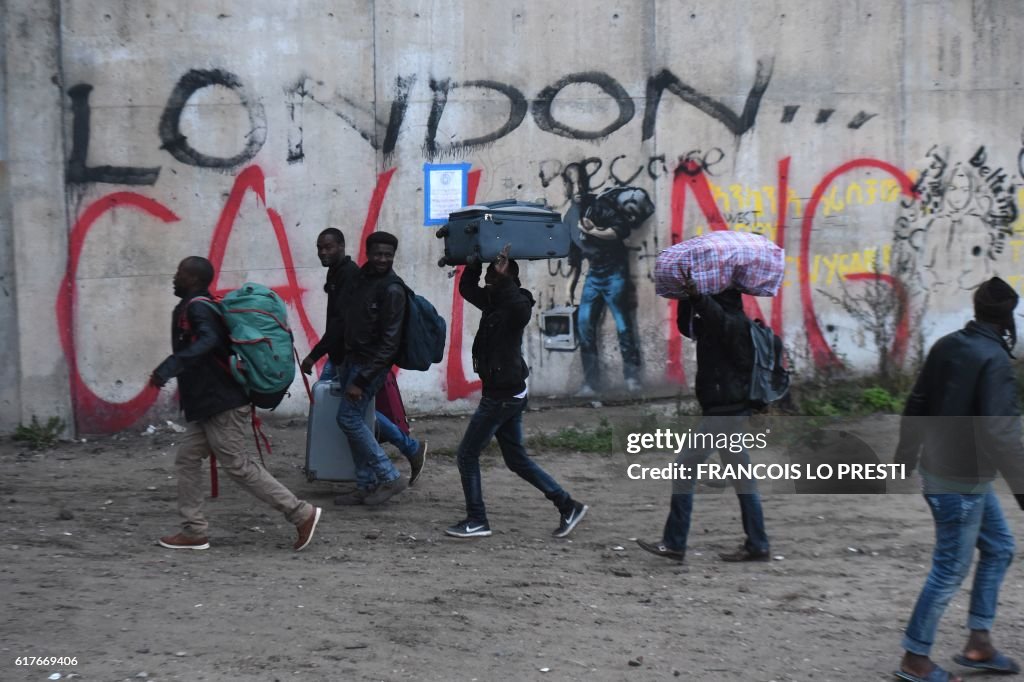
[
  {"xmin": 304, "ymin": 379, "xmax": 375, "ymax": 482},
  {"xmin": 436, "ymin": 199, "xmax": 568, "ymax": 266}
]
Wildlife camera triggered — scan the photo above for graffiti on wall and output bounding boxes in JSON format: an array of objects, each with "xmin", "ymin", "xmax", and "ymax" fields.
[
  {"xmin": 894, "ymin": 145, "xmax": 1019, "ymax": 295},
  {"xmin": 57, "ymin": 61, "xmax": 1024, "ymax": 432}
]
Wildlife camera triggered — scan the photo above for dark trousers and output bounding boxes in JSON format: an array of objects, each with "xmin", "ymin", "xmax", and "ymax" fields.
[
  {"xmin": 662, "ymin": 412, "xmax": 770, "ymax": 554},
  {"xmin": 456, "ymin": 396, "xmax": 572, "ymax": 523}
]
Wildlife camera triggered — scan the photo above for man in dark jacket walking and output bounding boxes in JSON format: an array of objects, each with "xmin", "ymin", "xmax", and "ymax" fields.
[
  {"xmin": 299, "ymin": 227, "xmax": 360, "ymax": 374},
  {"xmin": 151, "ymin": 256, "xmax": 321, "ymax": 551},
  {"xmin": 298, "ymin": 227, "xmax": 426, "ymax": 500},
  {"xmin": 893, "ymin": 276, "xmax": 1024, "ymax": 682},
  {"xmin": 636, "ymin": 272, "xmax": 769, "ymax": 562},
  {"xmin": 446, "ymin": 244, "xmax": 588, "ymax": 539},
  {"xmin": 333, "ymin": 232, "xmax": 409, "ymax": 505}
]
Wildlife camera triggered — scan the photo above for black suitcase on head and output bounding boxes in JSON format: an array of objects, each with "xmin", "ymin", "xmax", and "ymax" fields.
[{"xmin": 436, "ymin": 199, "xmax": 569, "ymax": 267}]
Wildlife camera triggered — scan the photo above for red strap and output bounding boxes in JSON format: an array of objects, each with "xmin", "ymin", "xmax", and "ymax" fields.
[
  {"xmin": 251, "ymin": 409, "xmax": 272, "ymax": 467},
  {"xmin": 209, "ymin": 453, "xmax": 220, "ymax": 498}
]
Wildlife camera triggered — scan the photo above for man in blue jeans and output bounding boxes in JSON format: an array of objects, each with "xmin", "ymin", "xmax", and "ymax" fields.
[
  {"xmin": 318, "ymin": 360, "xmax": 425, "ymax": 495},
  {"xmin": 332, "ymin": 231, "xmax": 410, "ymax": 506},
  {"xmin": 893, "ymin": 276, "xmax": 1024, "ymax": 682},
  {"xmin": 636, "ymin": 272, "xmax": 770, "ymax": 563},
  {"xmin": 446, "ymin": 244, "xmax": 588, "ymax": 539},
  {"xmin": 298, "ymin": 227, "xmax": 426, "ymax": 502}
]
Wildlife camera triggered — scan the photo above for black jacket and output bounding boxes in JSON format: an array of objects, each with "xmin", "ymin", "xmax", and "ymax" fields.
[
  {"xmin": 896, "ymin": 320, "xmax": 1024, "ymax": 498},
  {"xmin": 677, "ymin": 290, "xmax": 754, "ymax": 413},
  {"xmin": 566, "ymin": 202, "xmax": 631, "ymax": 276},
  {"xmin": 460, "ymin": 263, "xmax": 533, "ymax": 399},
  {"xmin": 153, "ymin": 292, "xmax": 248, "ymax": 422},
  {"xmin": 342, "ymin": 264, "xmax": 407, "ymax": 390},
  {"xmin": 308, "ymin": 256, "xmax": 359, "ymax": 365}
]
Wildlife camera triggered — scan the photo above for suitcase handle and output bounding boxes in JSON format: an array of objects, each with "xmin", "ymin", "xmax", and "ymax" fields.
[{"xmin": 435, "ymin": 225, "xmax": 449, "ymax": 238}]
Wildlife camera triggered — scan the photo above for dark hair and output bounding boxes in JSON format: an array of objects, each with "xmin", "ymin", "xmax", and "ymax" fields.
[
  {"xmin": 180, "ymin": 256, "xmax": 214, "ymax": 288},
  {"xmin": 366, "ymin": 231, "xmax": 399, "ymax": 250},
  {"xmin": 486, "ymin": 258, "xmax": 521, "ymax": 286},
  {"xmin": 318, "ymin": 227, "xmax": 345, "ymax": 245},
  {"xmin": 974, "ymin": 276, "xmax": 1019, "ymax": 348}
]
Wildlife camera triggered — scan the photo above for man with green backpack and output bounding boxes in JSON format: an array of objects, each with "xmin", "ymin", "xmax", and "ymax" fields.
[{"xmin": 150, "ymin": 256, "xmax": 321, "ymax": 552}]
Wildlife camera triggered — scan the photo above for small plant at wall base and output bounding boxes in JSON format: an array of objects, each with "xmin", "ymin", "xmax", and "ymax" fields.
[
  {"xmin": 528, "ymin": 418, "xmax": 614, "ymax": 453},
  {"xmin": 13, "ymin": 416, "xmax": 67, "ymax": 450},
  {"xmin": 793, "ymin": 379, "xmax": 909, "ymax": 417}
]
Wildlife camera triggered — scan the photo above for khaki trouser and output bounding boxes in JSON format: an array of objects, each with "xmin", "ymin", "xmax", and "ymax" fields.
[{"xmin": 176, "ymin": 405, "xmax": 311, "ymax": 537}]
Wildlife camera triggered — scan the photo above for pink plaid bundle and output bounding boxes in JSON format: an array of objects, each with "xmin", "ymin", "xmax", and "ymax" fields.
[{"xmin": 655, "ymin": 231, "xmax": 785, "ymax": 299}]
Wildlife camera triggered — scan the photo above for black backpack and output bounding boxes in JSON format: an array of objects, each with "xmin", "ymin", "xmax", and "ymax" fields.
[
  {"xmin": 584, "ymin": 186, "xmax": 655, "ymax": 229},
  {"xmin": 395, "ymin": 285, "xmax": 447, "ymax": 371},
  {"xmin": 748, "ymin": 319, "xmax": 790, "ymax": 409}
]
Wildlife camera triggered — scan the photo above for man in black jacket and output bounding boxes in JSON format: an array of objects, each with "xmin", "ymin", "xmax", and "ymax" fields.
[
  {"xmin": 893, "ymin": 277, "xmax": 1024, "ymax": 682},
  {"xmin": 300, "ymin": 227, "xmax": 360, "ymax": 374},
  {"xmin": 151, "ymin": 256, "xmax": 321, "ymax": 552},
  {"xmin": 334, "ymin": 232, "xmax": 408, "ymax": 505},
  {"xmin": 636, "ymin": 273, "xmax": 770, "ymax": 562},
  {"xmin": 445, "ymin": 244, "xmax": 588, "ymax": 539},
  {"xmin": 298, "ymin": 228, "xmax": 426, "ymax": 501}
]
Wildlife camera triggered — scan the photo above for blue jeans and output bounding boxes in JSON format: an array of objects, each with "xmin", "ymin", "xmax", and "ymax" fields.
[
  {"xmin": 320, "ymin": 361, "xmax": 419, "ymax": 460},
  {"xmin": 333, "ymin": 361, "xmax": 400, "ymax": 491},
  {"xmin": 456, "ymin": 396, "xmax": 572, "ymax": 523},
  {"xmin": 902, "ymin": 490, "xmax": 1015, "ymax": 656},
  {"xmin": 661, "ymin": 413, "xmax": 769, "ymax": 554},
  {"xmin": 577, "ymin": 265, "xmax": 641, "ymax": 388},
  {"xmin": 375, "ymin": 412, "xmax": 419, "ymax": 458}
]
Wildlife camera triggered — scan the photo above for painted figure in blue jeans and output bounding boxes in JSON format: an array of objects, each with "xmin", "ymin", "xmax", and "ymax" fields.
[
  {"xmin": 893, "ymin": 276, "xmax": 1024, "ymax": 682},
  {"xmin": 636, "ymin": 271, "xmax": 770, "ymax": 563},
  {"xmin": 446, "ymin": 243, "xmax": 588, "ymax": 539},
  {"xmin": 331, "ymin": 231, "xmax": 410, "ymax": 506},
  {"xmin": 298, "ymin": 227, "xmax": 426, "ymax": 502},
  {"xmin": 566, "ymin": 199, "xmax": 642, "ymax": 397}
]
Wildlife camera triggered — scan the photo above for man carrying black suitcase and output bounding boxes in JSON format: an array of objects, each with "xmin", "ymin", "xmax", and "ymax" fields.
[{"xmin": 446, "ymin": 244, "xmax": 588, "ymax": 539}]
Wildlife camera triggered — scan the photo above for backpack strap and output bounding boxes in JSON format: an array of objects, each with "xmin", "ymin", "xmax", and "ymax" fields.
[{"xmin": 180, "ymin": 296, "xmax": 232, "ymax": 374}]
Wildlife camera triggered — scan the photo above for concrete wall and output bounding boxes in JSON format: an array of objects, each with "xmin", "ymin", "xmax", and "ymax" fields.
[
  {"xmin": 4, "ymin": 0, "xmax": 73, "ymax": 432},
  {"xmin": 3, "ymin": 0, "xmax": 1023, "ymax": 433}
]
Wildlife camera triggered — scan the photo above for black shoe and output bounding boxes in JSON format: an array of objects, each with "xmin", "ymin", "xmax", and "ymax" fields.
[
  {"xmin": 334, "ymin": 488, "xmax": 371, "ymax": 506},
  {"xmin": 408, "ymin": 441, "xmax": 427, "ymax": 487},
  {"xmin": 636, "ymin": 539, "xmax": 685, "ymax": 561},
  {"xmin": 553, "ymin": 502, "xmax": 588, "ymax": 538},
  {"xmin": 445, "ymin": 519, "xmax": 492, "ymax": 538},
  {"xmin": 363, "ymin": 475, "xmax": 408, "ymax": 506},
  {"xmin": 718, "ymin": 546, "xmax": 771, "ymax": 562}
]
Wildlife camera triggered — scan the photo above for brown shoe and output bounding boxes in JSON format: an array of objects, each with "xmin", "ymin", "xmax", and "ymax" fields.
[
  {"xmin": 294, "ymin": 507, "xmax": 322, "ymax": 551},
  {"xmin": 718, "ymin": 546, "xmax": 771, "ymax": 562},
  {"xmin": 334, "ymin": 488, "xmax": 371, "ymax": 506},
  {"xmin": 158, "ymin": 533, "xmax": 210, "ymax": 550},
  {"xmin": 408, "ymin": 441, "xmax": 428, "ymax": 486}
]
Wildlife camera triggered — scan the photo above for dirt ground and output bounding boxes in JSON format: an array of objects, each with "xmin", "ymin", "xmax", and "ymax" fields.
[{"xmin": 2, "ymin": 398, "xmax": 1022, "ymax": 682}]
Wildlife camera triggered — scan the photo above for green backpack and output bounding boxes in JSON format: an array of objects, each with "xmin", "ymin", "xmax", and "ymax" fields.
[{"xmin": 193, "ymin": 283, "xmax": 296, "ymax": 409}]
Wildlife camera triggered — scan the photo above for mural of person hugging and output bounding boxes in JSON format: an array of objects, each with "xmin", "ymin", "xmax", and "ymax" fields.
[{"xmin": 567, "ymin": 185, "xmax": 654, "ymax": 398}]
